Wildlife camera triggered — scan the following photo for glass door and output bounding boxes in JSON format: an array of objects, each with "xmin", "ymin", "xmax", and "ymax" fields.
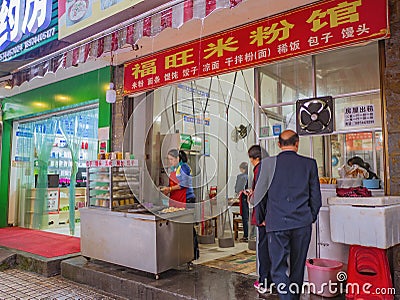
[{"xmin": 8, "ymin": 106, "xmax": 98, "ymax": 235}]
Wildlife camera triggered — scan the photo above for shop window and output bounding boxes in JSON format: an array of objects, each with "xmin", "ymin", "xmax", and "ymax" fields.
[
  {"xmin": 259, "ymin": 57, "xmax": 313, "ymax": 106},
  {"xmin": 330, "ymin": 131, "xmax": 382, "ymax": 181},
  {"xmin": 316, "ymin": 43, "xmax": 380, "ymax": 96},
  {"xmin": 257, "ymin": 41, "xmax": 383, "ymax": 185}
]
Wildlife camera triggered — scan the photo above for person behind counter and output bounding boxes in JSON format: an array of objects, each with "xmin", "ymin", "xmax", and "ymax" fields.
[
  {"xmin": 347, "ymin": 156, "xmax": 378, "ymax": 179},
  {"xmin": 161, "ymin": 149, "xmax": 195, "ymax": 208},
  {"xmin": 161, "ymin": 149, "xmax": 199, "ymax": 260}
]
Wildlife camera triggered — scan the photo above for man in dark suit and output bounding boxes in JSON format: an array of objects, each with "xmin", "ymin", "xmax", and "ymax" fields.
[{"xmin": 254, "ymin": 129, "xmax": 321, "ymax": 300}]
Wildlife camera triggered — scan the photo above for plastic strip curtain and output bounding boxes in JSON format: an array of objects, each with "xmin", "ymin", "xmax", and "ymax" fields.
[
  {"xmin": 9, "ymin": 122, "xmax": 37, "ymax": 228},
  {"xmin": 33, "ymin": 119, "xmax": 57, "ymax": 229},
  {"xmin": 12, "ymin": 121, "xmax": 36, "ymax": 227},
  {"xmin": 58, "ymin": 109, "xmax": 98, "ymax": 235}
]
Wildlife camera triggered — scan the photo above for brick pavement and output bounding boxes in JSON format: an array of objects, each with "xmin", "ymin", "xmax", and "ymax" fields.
[{"xmin": 0, "ymin": 269, "xmax": 126, "ymax": 300}]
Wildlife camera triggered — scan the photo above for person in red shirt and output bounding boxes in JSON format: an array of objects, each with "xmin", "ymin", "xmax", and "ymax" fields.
[
  {"xmin": 161, "ymin": 149, "xmax": 195, "ymax": 208},
  {"xmin": 245, "ymin": 145, "xmax": 272, "ymax": 293},
  {"xmin": 161, "ymin": 149, "xmax": 199, "ymax": 260}
]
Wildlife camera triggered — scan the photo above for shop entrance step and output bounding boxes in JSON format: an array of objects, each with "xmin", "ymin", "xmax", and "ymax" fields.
[
  {"xmin": 0, "ymin": 246, "xmax": 80, "ymax": 277},
  {"xmin": 62, "ymin": 256, "xmax": 266, "ymax": 300},
  {"xmin": 0, "ymin": 248, "xmax": 16, "ymax": 270}
]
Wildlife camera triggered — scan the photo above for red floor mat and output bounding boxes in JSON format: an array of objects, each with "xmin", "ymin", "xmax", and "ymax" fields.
[{"xmin": 0, "ymin": 227, "xmax": 80, "ymax": 258}]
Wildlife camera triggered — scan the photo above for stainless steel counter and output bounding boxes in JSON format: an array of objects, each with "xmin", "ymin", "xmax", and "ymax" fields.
[{"xmin": 80, "ymin": 208, "xmax": 194, "ymax": 277}]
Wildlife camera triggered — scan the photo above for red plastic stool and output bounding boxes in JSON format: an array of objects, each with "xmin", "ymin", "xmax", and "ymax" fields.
[{"xmin": 346, "ymin": 245, "xmax": 393, "ymax": 300}]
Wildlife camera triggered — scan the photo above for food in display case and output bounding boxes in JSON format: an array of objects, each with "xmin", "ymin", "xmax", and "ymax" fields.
[
  {"xmin": 81, "ymin": 159, "xmax": 194, "ymax": 277},
  {"xmin": 319, "ymin": 177, "xmax": 337, "ymax": 184},
  {"xmin": 159, "ymin": 207, "xmax": 185, "ymax": 213},
  {"xmin": 86, "ymin": 160, "xmax": 142, "ymax": 210}
]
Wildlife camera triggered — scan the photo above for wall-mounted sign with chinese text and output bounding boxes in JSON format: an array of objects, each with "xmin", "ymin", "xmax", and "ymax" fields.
[
  {"xmin": 124, "ymin": 0, "xmax": 389, "ymax": 95},
  {"xmin": 344, "ymin": 104, "xmax": 375, "ymax": 127},
  {"xmin": 0, "ymin": 0, "xmax": 58, "ymax": 62},
  {"xmin": 346, "ymin": 132, "xmax": 373, "ymax": 151}
]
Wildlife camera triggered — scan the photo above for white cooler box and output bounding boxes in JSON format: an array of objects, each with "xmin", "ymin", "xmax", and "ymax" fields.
[{"xmin": 328, "ymin": 196, "xmax": 400, "ymax": 249}]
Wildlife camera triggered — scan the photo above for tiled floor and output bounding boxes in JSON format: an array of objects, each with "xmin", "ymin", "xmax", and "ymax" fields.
[
  {"xmin": 0, "ymin": 237, "xmax": 256, "ymax": 300},
  {"xmin": 43, "ymin": 224, "xmax": 81, "ymax": 238},
  {"xmin": 195, "ymin": 238, "xmax": 258, "ymax": 278},
  {"xmin": 0, "ymin": 269, "xmax": 125, "ymax": 300}
]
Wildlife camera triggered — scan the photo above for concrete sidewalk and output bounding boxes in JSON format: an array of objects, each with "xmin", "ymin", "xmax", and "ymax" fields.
[
  {"xmin": 0, "ymin": 268, "xmax": 125, "ymax": 299},
  {"xmin": 1, "ymin": 246, "xmax": 346, "ymax": 300}
]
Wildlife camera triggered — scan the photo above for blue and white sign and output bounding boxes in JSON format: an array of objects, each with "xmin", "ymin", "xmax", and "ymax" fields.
[
  {"xmin": 0, "ymin": 0, "xmax": 57, "ymax": 61},
  {"xmin": 272, "ymin": 124, "xmax": 282, "ymax": 136},
  {"xmin": 176, "ymin": 84, "xmax": 211, "ymax": 115}
]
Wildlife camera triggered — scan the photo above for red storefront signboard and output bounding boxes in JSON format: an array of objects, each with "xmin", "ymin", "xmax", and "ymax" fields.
[{"xmin": 124, "ymin": 0, "xmax": 389, "ymax": 95}]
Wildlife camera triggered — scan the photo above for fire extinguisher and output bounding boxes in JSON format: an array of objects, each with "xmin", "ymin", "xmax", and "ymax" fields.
[{"xmin": 209, "ymin": 186, "xmax": 217, "ymax": 199}]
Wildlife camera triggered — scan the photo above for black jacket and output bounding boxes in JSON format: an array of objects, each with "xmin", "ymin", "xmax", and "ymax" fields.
[{"xmin": 254, "ymin": 151, "xmax": 321, "ymax": 232}]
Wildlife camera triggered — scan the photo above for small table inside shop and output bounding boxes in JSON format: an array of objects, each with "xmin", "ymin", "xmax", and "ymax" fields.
[{"xmin": 232, "ymin": 211, "xmax": 243, "ymax": 240}]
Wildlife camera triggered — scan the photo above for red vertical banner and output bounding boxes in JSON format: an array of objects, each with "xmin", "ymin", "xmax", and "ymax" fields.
[
  {"xmin": 72, "ymin": 48, "xmax": 79, "ymax": 66},
  {"xmin": 206, "ymin": 0, "xmax": 217, "ymax": 16},
  {"xmin": 143, "ymin": 17, "xmax": 152, "ymax": 37},
  {"xmin": 126, "ymin": 24, "xmax": 135, "ymax": 45},
  {"xmin": 111, "ymin": 32, "xmax": 118, "ymax": 51},
  {"xmin": 183, "ymin": 0, "xmax": 194, "ymax": 22},
  {"xmin": 97, "ymin": 38, "xmax": 104, "ymax": 58},
  {"xmin": 124, "ymin": 0, "xmax": 390, "ymax": 95},
  {"xmin": 84, "ymin": 44, "xmax": 91, "ymax": 62},
  {"xmin": 161, "ymin": 8, "xmax": 173, "ymax": 30},
  {"xmin": 230, "ymin": 0, "xmax": 242, "ymax": 8}
]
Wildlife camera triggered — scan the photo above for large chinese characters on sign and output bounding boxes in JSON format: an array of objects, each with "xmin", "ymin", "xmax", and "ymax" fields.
[
  {"xmin": 0, "ymin": 0, "xmax": 56, "ymax": 61},
  {"xmin": 124, "ymin": 0, "xmax": 389, "ymax": 95}
]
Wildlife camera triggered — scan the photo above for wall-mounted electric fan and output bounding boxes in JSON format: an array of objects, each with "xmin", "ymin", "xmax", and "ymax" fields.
[
  {"xmin": 231, "ymin": 124, "xmax": 250, "ymax": 143},
  {"xmin": 296, "ymin": 96, "xmax": 334, "ymax": 135}
]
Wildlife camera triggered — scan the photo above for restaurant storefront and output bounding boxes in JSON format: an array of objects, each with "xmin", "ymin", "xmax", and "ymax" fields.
[
  {"xmin": 120, "ymin": 0, "xmax": 389, "ymax": 204},
  {"xmin": 103, "ymin": 0, "xmax": 390, "ymax": 268}
]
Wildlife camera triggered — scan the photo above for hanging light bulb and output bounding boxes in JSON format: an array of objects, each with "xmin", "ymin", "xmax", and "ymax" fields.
[
  {"xmin": 106, "ymin": 52, "xmax": 116, "ymax": 104},
  {"xmin": 106, "ymin": 82, "xmax": 116, "ymax": 103}
]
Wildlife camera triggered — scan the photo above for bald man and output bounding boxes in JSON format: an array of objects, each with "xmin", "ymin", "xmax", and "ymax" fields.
[{"xmin": 253, "ymin": 130, "xmax": 321, "ymax": 300}]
